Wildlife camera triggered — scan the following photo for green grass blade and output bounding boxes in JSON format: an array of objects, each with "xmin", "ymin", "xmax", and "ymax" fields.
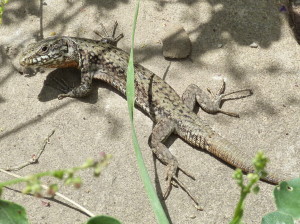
[{"xmin": 126, "ymin": 1, "xmax": 169, "ymax": 223}]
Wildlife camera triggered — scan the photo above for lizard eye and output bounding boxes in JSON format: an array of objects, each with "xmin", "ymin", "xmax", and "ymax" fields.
[{"xmin": 40, "ymin": 46, "xmax": 48, "ymax": 52}]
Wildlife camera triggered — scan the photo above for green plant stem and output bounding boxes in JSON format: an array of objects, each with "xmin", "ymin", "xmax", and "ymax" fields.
[
  {"xmin": 0, "ymin": 170, "xmax": 53, "ymax": 188},
  {"xmin": 230, "ymin": 176, "xmax": 258, "ymax": 224},
  {"xmin": 0, "ymin": 159, "xmax": 99, "ymax": 189},
  {"xmin": 230, "ymin": 191, "xmax": 247, "ymax": 224},
  {"xmin": 0, "ymin": 168, "xmax": 95, "ymax": 217}
]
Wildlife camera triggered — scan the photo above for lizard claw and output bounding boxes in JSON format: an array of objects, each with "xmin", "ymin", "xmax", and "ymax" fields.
[
  {"xmin": 163, "ymin": 171, "xmax": 200, "ymax": 208},
  {"xmin": 94, "ymin": 21, "xmax": 124, "ymax": 46},
  {"xmin": 57, "ymin": 93, "xmax": 69, "ymax": 100},
  {"xmin": 163, "ymin": 162, "xmax": 177, "ymax": 198},
  {"xmin": 50, "ymin": 77, "xmax": 73, "ymax": 94},
  {"xmin": 179, "ymin": 165, "xmax": 196, "ymax": 180},
  {"xmin": 172, "ymin": 176, "xmax": 202, "ymax": 209},
  {"xmin": 163, "ymin": 163, "xmax": 199, "ymax": 207},
  {"xmin": 48, "ymin": 77, "xmax": 77, "ymax": 100},
  {"xmin": 206, "ymin": 80, "xmax": 252, "ymax": 118},
  {"xmin": 163, "ymin": 176, "xmax": 173, "ymax": 199}
]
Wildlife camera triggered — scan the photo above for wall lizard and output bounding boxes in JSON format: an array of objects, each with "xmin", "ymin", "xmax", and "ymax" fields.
[{"xmin": 19, "ymin": 23, "xmax": 284, "ymax": 204}]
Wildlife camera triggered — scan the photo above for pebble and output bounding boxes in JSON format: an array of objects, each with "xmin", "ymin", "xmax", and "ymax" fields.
[
  {"xmin": 249, "ymin": 42, "xmax": 258, "ymax": 48},
  {"xmin": 162, "ymin": 24, "xmax": 191, "ymax": 59}
]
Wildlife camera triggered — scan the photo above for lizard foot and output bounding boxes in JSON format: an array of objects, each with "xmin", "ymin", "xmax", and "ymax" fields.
[
  {"xmin": 163, "ymin": 163, "xmax": 200, "ymax": 207},
  {"xmin": 94, "ymin": 21, "xmax": 124, "ymax": 46},
  {"xmin": 206, "ymin": 79, "xmax": 252, "ymax": 117},
  {"xmin": 48, "ymin": 77, "xmax": 75, "ymax": 100}
]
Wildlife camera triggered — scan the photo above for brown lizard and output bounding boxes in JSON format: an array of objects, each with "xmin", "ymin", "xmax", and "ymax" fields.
[{"xmin": 19, "ymin": 23, "xmax": 284, "ymax": 204}]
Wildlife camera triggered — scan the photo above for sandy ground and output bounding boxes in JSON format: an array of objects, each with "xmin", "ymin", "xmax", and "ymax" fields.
[{"xmin": 1, "ymin": 0, "xmax": 300, "ymax": 223}]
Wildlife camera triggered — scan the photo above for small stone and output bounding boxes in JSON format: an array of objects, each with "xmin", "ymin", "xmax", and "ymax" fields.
[
  {"xmin": 189, "ymin": 215, "xmax": 196, "ymax": 219},
  {"xmin": 162, "ymin": 24, "xmax": 192, "ymax": 59},
  {"xmin": 217, "ymin": 43, "xmax": 223, "ymax": 48},
  {"xmin": 249, "ymin": 42, "xmax": 258, "ymax": 48},
  {"xmin": 41, "ymin": 200, "xmax": 50, "ymax": 207}
]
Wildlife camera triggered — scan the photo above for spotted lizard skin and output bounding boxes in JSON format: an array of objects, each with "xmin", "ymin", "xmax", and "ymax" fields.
[{"xmin": 20, "ymin": 35, "xmax": 284, "ymax": 203}]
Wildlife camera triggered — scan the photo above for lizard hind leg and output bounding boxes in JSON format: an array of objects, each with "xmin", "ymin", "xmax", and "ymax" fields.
[
  {"xmin": 182, "ymin": 79, "xmax": 252, "ymax": 118},
  {"xmin": 149, "ymin": 119, "xmax": 198, "ymax": 205}
]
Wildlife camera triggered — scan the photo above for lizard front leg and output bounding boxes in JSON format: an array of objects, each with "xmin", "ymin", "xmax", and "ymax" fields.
[
  {"xmin": 182, "ymin": 79, "xmax": 252, "ymax": 117},
  {"xmin": 150, "ymin": 118, "xmax": 198, "ymax": 205}
]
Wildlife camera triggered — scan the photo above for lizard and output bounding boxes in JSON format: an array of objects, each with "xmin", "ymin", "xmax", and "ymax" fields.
[{"xmin": 19, "ymin": 22, "xmax": 284, "ymax": 205}]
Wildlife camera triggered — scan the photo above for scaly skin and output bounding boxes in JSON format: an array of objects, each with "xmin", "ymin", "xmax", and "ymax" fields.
[{"xmin": 19, "ymin": 29, "xmax": 284, "ymax": 204}]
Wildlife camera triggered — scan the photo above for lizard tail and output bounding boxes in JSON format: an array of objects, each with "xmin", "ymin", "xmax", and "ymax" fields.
[
  {"xmin": 206, "ymin": 133, "xmax": 284, "ymax": 184},
  {"xmin": 181, "ymin": 128, "xmax": 284, "ymax": 184}
]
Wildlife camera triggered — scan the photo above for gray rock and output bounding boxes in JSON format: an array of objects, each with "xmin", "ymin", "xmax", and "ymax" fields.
[{"xmin": 162, "ymin": 24, "xmax": 191, "ymax": 59}]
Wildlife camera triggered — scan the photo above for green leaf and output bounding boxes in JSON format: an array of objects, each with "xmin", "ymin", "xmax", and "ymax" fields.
[
  {"xmin": 53, "ymin": 170, "xmax": 65, "ymax": 179},
  {"xmin": 0, "ymin": 199, "xmax": 29, "ymax": 224},
  {"xmin": 86, "ymin": 215, "xmax": 122, "ymax": 224},
  {"xmin": 125, "ymin": 0, "xmax": 170, "ymax": 223},
  {"xmin": 82, "ymin": 159, "xmax": 94, "ymax": 168},
  {"xmin": 274, "ymin": 178, "xmax": 300, "ymax": 219},
  {"xmin": 261, "ymin": 211, "xmax": 294, "ymax": 224}
]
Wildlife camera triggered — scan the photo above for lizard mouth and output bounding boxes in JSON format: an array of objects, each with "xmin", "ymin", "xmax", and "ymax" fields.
[
  {"xmin": 19, "ymin": 56, "xmax": 79, "ymax": 69},
  {"xmin": 19, "ymin": 58, "xmax": 29, "ymax": 67},
  {"xmin": 19, "ymin": 56, "xmax": 37, "ymax": 67},
  {"xmin": 19, "ymin": 56, "xmax": 49, "ymax": 67}
]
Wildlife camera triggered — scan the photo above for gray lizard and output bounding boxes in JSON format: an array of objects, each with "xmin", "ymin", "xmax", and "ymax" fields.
[{"xmin": 19, "ymin": 23, "xmax": 282, "ymax": 204}]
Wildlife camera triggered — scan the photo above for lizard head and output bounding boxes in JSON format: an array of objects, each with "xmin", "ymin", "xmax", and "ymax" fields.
[{"xmin": 19, "ymin": 36, "xmax": 79, "ymax": 68}]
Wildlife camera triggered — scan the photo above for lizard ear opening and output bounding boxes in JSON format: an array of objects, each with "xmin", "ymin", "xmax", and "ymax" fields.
[{"xmin": 58, "ymin": 38, "xmax": 69, "ymax": 53}]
